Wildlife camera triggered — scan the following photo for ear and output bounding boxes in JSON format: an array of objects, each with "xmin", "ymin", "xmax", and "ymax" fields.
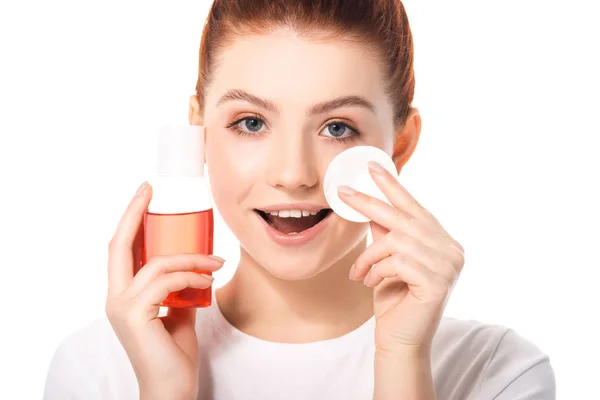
[
  {"xmin": 188, "ymin": 94, "xmax": 206, "ymax": 163},
  {"xmin": 392, "ymin": 107, "xmax": 421, "ymax": 173},
  {"xmin": 188, "ymin": 94, "xmax": 204, "ymax": 126}
]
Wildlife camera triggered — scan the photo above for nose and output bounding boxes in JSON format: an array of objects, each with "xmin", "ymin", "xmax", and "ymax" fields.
[{"xmin": 266, "ymin": 132, "xmax": 319, "ymax": 191}]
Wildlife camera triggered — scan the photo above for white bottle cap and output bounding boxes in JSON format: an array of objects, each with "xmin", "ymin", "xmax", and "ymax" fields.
[
  {"xmin": 324, "ymin": 146, "xmax": 398, "ymax": 223},
  {"xmin": 156, "ymin": 125, "xmax": 205, "ymax": 177}
]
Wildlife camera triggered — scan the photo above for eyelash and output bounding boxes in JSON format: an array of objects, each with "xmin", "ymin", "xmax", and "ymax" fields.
[{"xmin": 225, "ymin": 114, "xmax": 361, "ymax": 143}]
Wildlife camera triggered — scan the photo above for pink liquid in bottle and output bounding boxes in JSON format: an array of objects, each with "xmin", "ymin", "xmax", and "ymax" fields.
[{"xmin": 140, "ymin": 209, "xmax": 214, "ymax": 308}]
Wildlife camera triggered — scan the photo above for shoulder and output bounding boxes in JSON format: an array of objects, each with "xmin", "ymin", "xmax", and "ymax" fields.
[
  {"xmin": 432, "ymin": 317, "xmax": 556, "ymax": 399},
  {"xmin": 43, "ymin": 317, "xmax": 138, "ymax": 400}
]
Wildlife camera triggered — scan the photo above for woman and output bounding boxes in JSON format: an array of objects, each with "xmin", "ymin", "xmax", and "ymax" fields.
[{"xmin": 44, "ymin": 0, "xmax": 555, "ymax": 399}]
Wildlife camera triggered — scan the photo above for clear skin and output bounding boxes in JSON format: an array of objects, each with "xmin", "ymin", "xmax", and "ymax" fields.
[{"xmin": 107, "ymin": 28, "xmax": 465, "ymax": 399}]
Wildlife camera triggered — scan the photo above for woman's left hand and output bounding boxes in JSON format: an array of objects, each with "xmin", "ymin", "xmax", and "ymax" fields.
[{"xmin": 338, "ymin": 161, "xmax": 465, "ymax": 356}]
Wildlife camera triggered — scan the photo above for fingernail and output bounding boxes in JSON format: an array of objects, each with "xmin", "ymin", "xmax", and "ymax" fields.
[
  {"xmin": 368, "ymin": 161, "xmax": 387, "ymax": 175},
  {"xmin": 136, "ymin": 181, "xmax": 148, "ymax": 195},
  {"xmin": 209, "ymin": 255, "xmax": 226, "ymax": 263},
  {"xmin": 338, "ymin": 185, "xmax": 357, "ymax": 196},
  {"xmin": 349, "ymin": 263, "xmax": 356, "ymax": 280},
  {"xmin": 200, "ymin": 273, "xmax": 214, "ymax": 281}
]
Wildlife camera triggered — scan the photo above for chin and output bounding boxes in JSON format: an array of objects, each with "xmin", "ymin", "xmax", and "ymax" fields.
[{"xmin": 262, "ymin": 260, "xmax": 329, "ymax": 281}]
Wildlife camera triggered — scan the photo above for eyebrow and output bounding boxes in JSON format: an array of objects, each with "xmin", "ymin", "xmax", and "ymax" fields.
[{"xmin": 216, "ymin": 89, "xmax": 376, "ymax": 116}]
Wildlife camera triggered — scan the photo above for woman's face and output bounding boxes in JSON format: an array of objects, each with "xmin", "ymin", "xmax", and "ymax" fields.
[{"xmin": 194, "ymin": 28, "xmax": 400, "ymax": 280}]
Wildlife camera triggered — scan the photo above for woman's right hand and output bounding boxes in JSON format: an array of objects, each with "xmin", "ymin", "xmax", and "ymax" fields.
[{"xmin": 105, "ymin": 182, "xmax": 225, "ymax": 400}]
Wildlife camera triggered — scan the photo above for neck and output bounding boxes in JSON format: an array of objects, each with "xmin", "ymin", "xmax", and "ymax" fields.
[{"xmin": 216, "ymin": 237, "xmax": 374, "ymax": 343}]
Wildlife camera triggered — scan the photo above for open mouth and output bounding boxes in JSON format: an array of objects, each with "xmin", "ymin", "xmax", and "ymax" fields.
[{"xmin": 255, "ymin": 208, "xmax": 333, "ymax": 235}]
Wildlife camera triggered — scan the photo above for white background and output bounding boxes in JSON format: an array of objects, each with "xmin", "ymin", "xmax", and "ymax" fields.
[{"xmin": 1, "ymin": 0, "xmax": 598, "ymax": 398}]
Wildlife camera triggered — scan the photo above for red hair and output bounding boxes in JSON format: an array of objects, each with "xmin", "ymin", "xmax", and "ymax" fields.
[{"xmin": 195, "ymin": 0, "xmax": 415, "ymax": 128}]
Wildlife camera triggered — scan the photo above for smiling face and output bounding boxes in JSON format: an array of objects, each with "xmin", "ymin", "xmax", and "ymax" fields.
[{"xmin": 191, "ymin": 28, "xmax": 409, "ymax": 280}]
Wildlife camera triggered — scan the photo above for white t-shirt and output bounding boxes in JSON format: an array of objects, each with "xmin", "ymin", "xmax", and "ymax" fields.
[{"xmin": 44, "ymin": 297, "xmax": 555, "ymax": 399}]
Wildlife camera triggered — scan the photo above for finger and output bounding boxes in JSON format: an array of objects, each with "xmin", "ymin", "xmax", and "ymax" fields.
[
  {"xmin": 369, "ymin": 222, "xmax": 463, "ymax": 281},
  {"xmin": 352, "ymin": 232, "xmax": 440, "ymax": 281},
  {"xmin": 338, "ymin": 186, "xmax": 412, "ymax": 232},
  {"xmin": 364, "ymin": 254, "xmax": 449, "ymax": 303},
  {"xmin": 367, "ymin": 161, "xmax": 429, "ymax": 217},
  {"xmin": 135, "ymin": 271, "xmax": 214, "ymax": 309},
  {"xmin": 107, "ymin": 182, "xmax": 152, "ymax": 295},
  {"xmin": 352, "ymin": 233, "xmax": 394, "ymax": 280},
  {"xmin": 129, "ymin": 254, "xmax": 225, "ymax": 296}
]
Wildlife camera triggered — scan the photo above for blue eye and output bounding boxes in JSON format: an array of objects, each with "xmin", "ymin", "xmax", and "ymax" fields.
[
  {"xmin": 320, "ymin": 122, "xmax": 360, "ymax": 142},
  {"xmin": 241, "ymin": 118, "xmax": 264, "ymax": 132},
  {"xmin": 327, "ymin": 123, "xmax": 347, "ymax": 137},
  {"xmin": 227, "ymin": 115, "xmax": 267, "ymax": 136}
]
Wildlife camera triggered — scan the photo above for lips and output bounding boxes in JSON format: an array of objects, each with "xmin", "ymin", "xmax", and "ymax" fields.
[{"xmin": 255, "ymin": 209, "xmax": 332, "ymax": 235}]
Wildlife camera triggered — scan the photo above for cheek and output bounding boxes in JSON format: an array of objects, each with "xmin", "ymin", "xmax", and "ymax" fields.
[
  {"xmin": 205, "ymin": 132, "xmax": 262, "ymax": 208},
  {"xmin": 318, "ymin": 217, "xmax": 370, "ymax": 267},
  {"xmin": 339, "ymin": 221, "xmax": 371, "ymax": 252}
]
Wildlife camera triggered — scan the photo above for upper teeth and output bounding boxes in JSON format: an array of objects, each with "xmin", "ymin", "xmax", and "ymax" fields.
[{"xmin": 269, "ymin": 210, "xmax": 319, "ymax": 218}]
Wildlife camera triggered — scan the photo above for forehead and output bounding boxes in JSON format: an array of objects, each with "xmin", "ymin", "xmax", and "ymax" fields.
[{"xmin": 204, "ymin": 28, "xmax": 390, "ymax": 111}]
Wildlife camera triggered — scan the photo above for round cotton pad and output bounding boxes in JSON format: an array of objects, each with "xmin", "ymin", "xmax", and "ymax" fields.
[{"xmin": 324, "ymin": 146, "xmax": 398, "ymax": 223}]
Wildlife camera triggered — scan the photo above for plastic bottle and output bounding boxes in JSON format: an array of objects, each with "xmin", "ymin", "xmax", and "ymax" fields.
[{"xmin": 137, "ymin": 125, "xmax": 214, "ymax": 308}]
